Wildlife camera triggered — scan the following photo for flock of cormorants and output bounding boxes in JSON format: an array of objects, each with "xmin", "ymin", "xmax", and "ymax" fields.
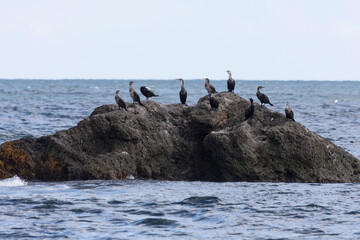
[{"xmin": 114, "ymin": 70, "xmax": 295, "ymax": 122}]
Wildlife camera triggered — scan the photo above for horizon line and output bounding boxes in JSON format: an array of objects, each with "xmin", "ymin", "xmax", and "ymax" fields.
[{"xmin": 0, "ymin": 78, "xmax": 359, "ymax": 82}]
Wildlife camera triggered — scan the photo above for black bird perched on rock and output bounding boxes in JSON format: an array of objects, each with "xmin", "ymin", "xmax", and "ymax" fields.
[
  {"xmin": 140, "ymin": 86, "xmax": 159, "ymax": 100},
  {"xmin": 177, "ymin": 78, "xmax": 187, "ymax": 104},
  {"xmin": 204, "ymin": 78, "xmax": 217, "ymax": 95},
  {"xmin": 245, "ymin": 98, "xmax": 254, "ymax": 120},
  {"xmin": 256, "ymin": 86, "xmax": 273, "ymax": 107},
  {"xmin": 115, "ymin": 90, "xmax": 127, "ymax": 111},
  {"xmin": 209, "ymin": 93, "xmax": 219, "ymax": 109},
  {"xmin": 285, "ymin": 102, "xmax": 295, "ymax": 122},
  {"xmin": 129, "ymin": 81, "xmax": 144, "ymax": 106},
  {"xmin": 226, "ymin": 70, "xmax": 235, "ymax": 92}
]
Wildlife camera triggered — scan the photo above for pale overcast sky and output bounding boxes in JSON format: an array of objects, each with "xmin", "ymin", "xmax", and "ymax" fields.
[{"xmin": 1, "ymin": 0, "xmax": 360, "ymax": 80}]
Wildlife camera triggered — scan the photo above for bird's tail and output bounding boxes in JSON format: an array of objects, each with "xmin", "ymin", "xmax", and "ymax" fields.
[
  {"xmin": 269, "ymin": 103, "xmax": 273, "ymax": 106},
  {"xmin": 292, "ymin": 119, "xmax": 295, "ymax": 122},
  {"xmin": 154, "ymin": 94, "xmax": 159, "ymax": 97}
]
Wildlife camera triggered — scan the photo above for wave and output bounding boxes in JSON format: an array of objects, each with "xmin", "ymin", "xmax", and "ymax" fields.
[
  {"xmin": 0, "ymin": 175, "xmax": 27, "ymax": 187},
  {"xmin": 177, "ymin": 196, "xmax": 221, "ymax": 207},
  {"xmin": 134, "ymin": 218, "xmax": 178, "ymax": 227}
]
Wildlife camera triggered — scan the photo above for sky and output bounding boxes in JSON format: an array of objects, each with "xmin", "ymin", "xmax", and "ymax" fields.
[{"xmin": 0, "ymin": 0, "xmax": 360, "ymax": 80}]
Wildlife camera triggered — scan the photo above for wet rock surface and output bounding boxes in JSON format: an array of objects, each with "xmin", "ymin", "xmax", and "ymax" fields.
[{"xmin": 1, "ymin": 92, "xmax": 359, "ymax": 182}]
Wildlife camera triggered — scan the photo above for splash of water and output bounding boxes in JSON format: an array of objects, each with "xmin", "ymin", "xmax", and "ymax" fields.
[{"xmin": 0, "ymin": 175, "xmax": 27, "ymax": 187}]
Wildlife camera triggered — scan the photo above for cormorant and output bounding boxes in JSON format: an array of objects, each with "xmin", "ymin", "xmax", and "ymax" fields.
[
  {"xmin": 226, "ymin": 70, "xmax": 235, "ymax": 92},
  {"xmin": 209, "ymin": 93, "xmax": 219, "ymax": 109},
  {"xmin": 285, "ymin": 102, "xmax": 295, "ymax": 122},
  {"xmin": 129, "ymin": 81, "xmax": 144, "ymax": 106},
  {"xmin": 256, "ymin": 86, "xmax": 273, "ymax": 107},
  {"xmin": 177, "ymin": 78, "xmax": 187, "ymax": 104},
  {"xmin": 204, "ymin": 78, "xmax": 217, "ymax": 95},
  {"xmin": 140, "ymin": 86, "xmax": 159, "ymax": 100},
  {"xmin": 115, "ymin": 90, "xmax": 127, "ymax": 111},
  {"xmin": 245, "ymin": 98, "xmax": 254, "ymax": 120}
]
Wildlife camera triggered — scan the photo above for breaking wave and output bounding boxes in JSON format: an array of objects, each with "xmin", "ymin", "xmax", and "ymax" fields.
[{"xmin": 0, "ymin": 175, "xmax": 27, "ymax": 187}]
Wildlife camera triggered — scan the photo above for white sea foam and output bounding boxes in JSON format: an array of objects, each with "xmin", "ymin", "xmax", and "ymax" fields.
[{"xmin": 0, "ymin": 175, "xmax": 27, "ymax": 187}]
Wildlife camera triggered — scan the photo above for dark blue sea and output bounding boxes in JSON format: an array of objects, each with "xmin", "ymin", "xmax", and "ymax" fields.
[{"xmin": 0, "ymin": 80, "xmax": 360, "ymax": 239}]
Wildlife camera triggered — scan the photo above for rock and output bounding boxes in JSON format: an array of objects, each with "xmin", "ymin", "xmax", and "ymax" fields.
[{"xmin": 1, "ymin": 92, "xmax": 359, "ymax": 182}]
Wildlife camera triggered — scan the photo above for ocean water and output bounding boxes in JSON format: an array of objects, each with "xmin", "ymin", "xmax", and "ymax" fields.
[
  {"xmin": 0, "ymin": 79, "xmax": 360, "ymax": 239},
  {"xmin": 1, "ymin": 176, "xmax": 360, "ymax": 239}
]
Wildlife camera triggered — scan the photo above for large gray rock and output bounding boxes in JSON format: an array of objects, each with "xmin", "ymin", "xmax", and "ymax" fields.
[{"xmin": 1, "ymin": 92, "xmax": 359, "ymax": 182}]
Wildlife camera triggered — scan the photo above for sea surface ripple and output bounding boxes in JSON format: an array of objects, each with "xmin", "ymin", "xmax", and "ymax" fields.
[{"xmin": 1, "ymin": 177, "xmax": 360, "ymax": 239}]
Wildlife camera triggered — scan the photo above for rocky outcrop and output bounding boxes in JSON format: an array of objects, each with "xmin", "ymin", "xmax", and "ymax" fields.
[{"xmin": 1, "ymin": 92, "xmax": 359, "ymax": 182}]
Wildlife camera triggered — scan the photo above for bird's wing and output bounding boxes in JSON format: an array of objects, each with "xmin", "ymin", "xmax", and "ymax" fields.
[
  {"xmin": 290, "ymin": 109, "xmax": 294, "ymax": 119},
  {"xmin": 263, "ymin": 94, "xmax": 270, "ymax": 103},
  {"xmin": 134, "ymin": 91, "xmax": 141, "ymax": 101},
  {"xmin": 145, "ymin": 86, "xmax": 153, "ymax": 92}
]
